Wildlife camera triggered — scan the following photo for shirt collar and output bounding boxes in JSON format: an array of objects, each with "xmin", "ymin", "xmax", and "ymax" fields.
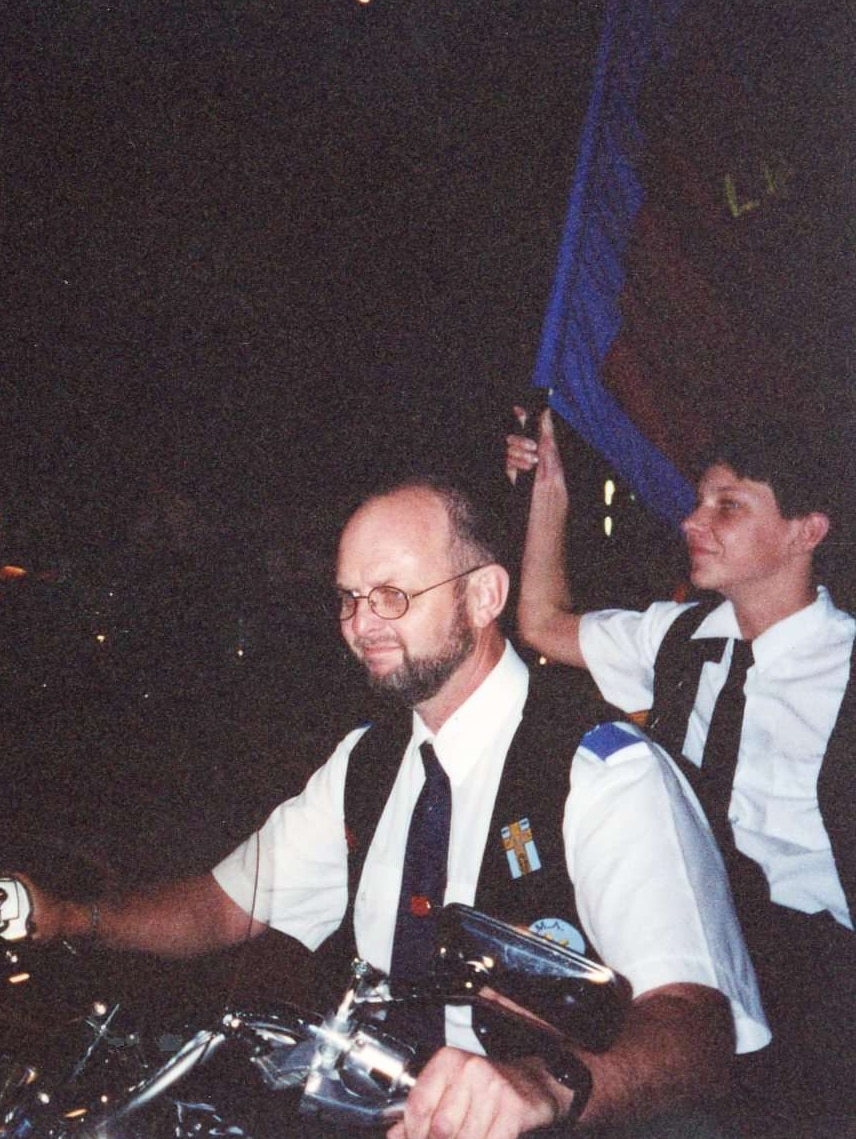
[
  {"xmin": 691, "ymin": 586, "xmax": 833, "ymax": 670},
  {"xmin": 692, "ymin": 599, "xmax": 742, "ymax": 640},
  {"xmin": 412, "ymin": 641, "xmax": 529, "ymax": 783},
  {"xmin": 752, "ymin": 586, "xmax": 835, "ymax": 669}
]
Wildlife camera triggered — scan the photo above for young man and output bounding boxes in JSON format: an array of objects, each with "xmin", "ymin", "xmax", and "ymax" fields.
[
  {"xmin": 16, "ymin": 479, "xmax": 766, "ymax": 1139},
  {"xmin": 506, "ymin": 411, "xmax": 855, "ymax": 1131}
]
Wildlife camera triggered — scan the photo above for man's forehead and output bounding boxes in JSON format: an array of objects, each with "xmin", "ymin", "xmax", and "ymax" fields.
[
  {"xmin": 698, "ymin": 463, "xmax": 774, "ymax": 496},
  {"xmin": 346, "ymin": 487, "xmax": 448, "ymax": 534},
  {"xmin": 337, "ymin": 489, "xmax": 450, "ymax": 573}
]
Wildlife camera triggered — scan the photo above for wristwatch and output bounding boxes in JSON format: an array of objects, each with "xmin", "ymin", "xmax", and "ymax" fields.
[{"xmin": 546, "ymin": 1049, "xmax": 592, "ymax": 1126}]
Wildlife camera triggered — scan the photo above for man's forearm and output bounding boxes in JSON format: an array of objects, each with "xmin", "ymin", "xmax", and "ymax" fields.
[
  {"xmin": 576, "ymin": 984, "xmax": 734, "ymax": 1129},
  {"xmin": 517, "ymin": 466, "xmax": 585, "ymax": 666},
  {"xmin": 51, "ymin": 873, "xmax": 265, "ymax": 958},
  {"xmin": 519, "ymin": 469, "xmax": 572, "ymax": 616}
]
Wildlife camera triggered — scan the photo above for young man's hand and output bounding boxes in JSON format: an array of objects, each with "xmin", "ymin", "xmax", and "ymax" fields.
[
  {"xmin": 505, "ymin": 406, "xmax": 539, "ymax": 486},
  {"xmin": 505, "ymin": 407, "xmax": 567, "ymax": 498}
]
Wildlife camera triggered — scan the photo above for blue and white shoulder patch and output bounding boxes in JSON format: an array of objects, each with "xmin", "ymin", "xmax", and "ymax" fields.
[{"xmin": 579, "ymin": 721, "xmax": 643, "ymax": 762}]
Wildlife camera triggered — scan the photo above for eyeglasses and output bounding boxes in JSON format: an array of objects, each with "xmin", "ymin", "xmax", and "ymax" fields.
[{"xmin": 335, "ymin": 564, "xmax": 489, "ymax": 622}]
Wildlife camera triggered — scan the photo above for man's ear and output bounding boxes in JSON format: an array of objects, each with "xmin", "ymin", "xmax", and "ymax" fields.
[
  {"xmin": 468, "ymin": 564, "xmax": 510, "ymax": 628},
  {"xmin": 797, "ymin": 511, "xmax": 830, "ymax": 552}
]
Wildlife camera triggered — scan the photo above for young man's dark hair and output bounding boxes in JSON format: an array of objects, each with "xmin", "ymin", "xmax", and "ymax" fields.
[{"xmin": 694, "ymin": 418, "xmax": 842, "ymax": 522}]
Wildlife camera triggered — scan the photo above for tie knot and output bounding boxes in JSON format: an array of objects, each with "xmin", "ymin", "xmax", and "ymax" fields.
[
  {"xmin": 417, "ymin": 741, "xmax": 450, "ymax": 813},
  {"xmin": 419, "ymin": 741, "xmax": 442, "ymax": 776},
  {"xmin": 729, "ymin": 639, "xmax": 754, "ymax": 674}
]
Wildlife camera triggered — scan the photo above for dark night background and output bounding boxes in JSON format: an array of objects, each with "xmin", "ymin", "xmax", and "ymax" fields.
[
  {"xmin": 1, "ymin": 0, "xmax": 639, "ymax": 1081},
  {"xmin": 3, "ymin": 0, "xmax": 604, "ymax": 536}
]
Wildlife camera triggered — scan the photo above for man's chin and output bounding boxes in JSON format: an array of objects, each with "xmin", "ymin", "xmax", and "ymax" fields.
[
  {"xmin": 358, "ymin": 646, "xmax": 402, "ymax": 674},
  {"xmin": 365, "ymin": 661, "xmax": 453, "ymax": 707},
  {"xmin": 365, "ymin": 669, "xmax": 402, "ymax": 694},
  {"xmin": 365, "ymin": 660, "xmax": 410, "ymax": 689},
  {"xmin": 365, "ymin": 669, "xmax": 418, "ymax": 707},
  {"xmin": 689, "ymin": 564, "xmax": 717, "ymax": 591}
]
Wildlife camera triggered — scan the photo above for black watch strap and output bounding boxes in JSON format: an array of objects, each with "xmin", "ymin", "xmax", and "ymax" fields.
[{"xmin": 547, "ymin": 1049, "xmax": 593, "ymax": 1127}]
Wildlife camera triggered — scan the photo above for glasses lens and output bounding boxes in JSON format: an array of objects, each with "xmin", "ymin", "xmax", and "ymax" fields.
[
  {"xmin": 336, "ymin": 590, "xmax": 357, "ymax": 621},
  {"xmin": 369, "ymin": 586, "xmax": 409, "ymax": 619}
]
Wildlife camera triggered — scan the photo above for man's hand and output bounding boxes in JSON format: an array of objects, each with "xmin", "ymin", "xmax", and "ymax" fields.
[
  {"xmin": 386, "ymin": 1049, "xmax": 572, "ymax": 1139},
  {"xmin": 0, "ymin": 876, "xmax": 33, "ymax": 941},
  {"xmin": 7, "ymin": 872, "xmax": 88, "ymax": 943}
]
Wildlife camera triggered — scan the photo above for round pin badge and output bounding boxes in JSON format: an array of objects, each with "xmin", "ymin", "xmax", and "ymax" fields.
[{"xmin": 528, "ymin": 917, "xmax": 586, "ymax": 953}]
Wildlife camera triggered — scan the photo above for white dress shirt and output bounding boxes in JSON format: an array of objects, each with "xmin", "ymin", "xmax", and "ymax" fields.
[{"xmin": 580, "ymin": 586, "xmax": 855, "ymax": 929}]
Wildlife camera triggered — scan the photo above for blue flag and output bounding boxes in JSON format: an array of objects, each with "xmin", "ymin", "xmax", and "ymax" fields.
[{"xmin": 532, "ymin": 0, "xmax": 694, "ymax": 528}]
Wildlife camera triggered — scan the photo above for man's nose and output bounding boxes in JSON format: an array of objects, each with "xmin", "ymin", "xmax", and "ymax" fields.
[
  {"xmin": 348, "ymin": 595, "xmax": 385, "ymax": 636},
  {"xmin": 681, "ymin": 506, "xmax": 705, "ymax": 535}
]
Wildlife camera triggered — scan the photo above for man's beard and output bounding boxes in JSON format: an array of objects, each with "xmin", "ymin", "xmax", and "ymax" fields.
[{"xmin": 361, "ymin": 604, "xmax": 475, "ymax": 707}]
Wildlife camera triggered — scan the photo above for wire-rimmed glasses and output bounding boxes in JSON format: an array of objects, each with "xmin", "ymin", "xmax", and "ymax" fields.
[{"xmin": 335, "ymin": 564, "xmax": 489, "ymax": 622}]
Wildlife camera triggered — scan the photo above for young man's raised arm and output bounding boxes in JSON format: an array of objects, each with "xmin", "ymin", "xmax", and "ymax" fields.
[
  {"xmin": 20, "ymin": 870, "xmax": 266, "ymax": 957},
  {"xmin": 506, "ymin": 407, "xmax": 587, "ymax": 668}
]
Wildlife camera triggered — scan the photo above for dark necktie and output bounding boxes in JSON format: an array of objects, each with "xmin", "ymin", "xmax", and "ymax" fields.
[
  {"xmin": 695, "ymin": 637, "xmax": 777, "ymax": 934},
  {"xmin": 390, "ymin": 741, "xmax": 452, "ymax": 986},
  {"xmin": 697, "ymin": 638, "xmax": 754, "ymax": 853}
]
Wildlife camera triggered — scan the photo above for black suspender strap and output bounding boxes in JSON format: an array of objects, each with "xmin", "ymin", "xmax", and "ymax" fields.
[
  {"xmin": 342, "ymin": 712, "xmax": 412, "ymax": 942},
  {"xmin": 816, "ymin": 645, "xmax": 856, "ymax": 923}
]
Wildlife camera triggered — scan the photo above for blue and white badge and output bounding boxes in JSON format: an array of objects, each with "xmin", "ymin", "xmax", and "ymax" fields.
[{"xmin": 501, "ymin": 817, "xmax": 542, "ymax": 879}]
